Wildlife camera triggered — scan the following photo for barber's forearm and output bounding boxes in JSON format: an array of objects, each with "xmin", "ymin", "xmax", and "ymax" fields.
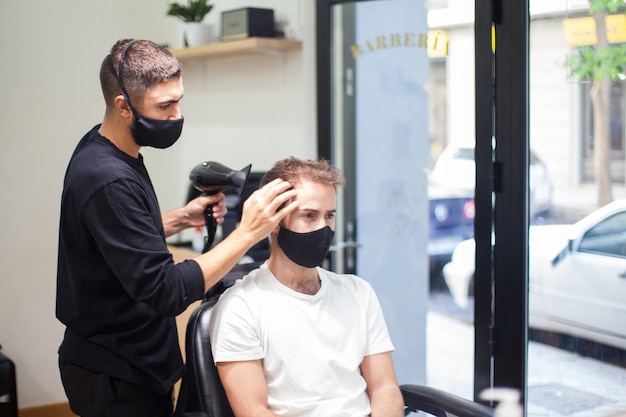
[
  {"xmin": 192, "ymin": 227, "xmax": 258, "ymax": 292},
  {"xmin": 162, "ymin": 207, "xmax": 187, "ymax": 238}
]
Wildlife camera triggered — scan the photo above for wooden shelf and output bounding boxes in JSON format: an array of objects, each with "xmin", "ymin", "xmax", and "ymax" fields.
[{"xmin": 170, "ymin": 37, "xmax": 302, "ymax": 61}]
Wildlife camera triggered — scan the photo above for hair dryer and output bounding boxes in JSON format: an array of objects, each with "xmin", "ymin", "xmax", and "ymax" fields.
[{"xmin": 189, "ymin": 161, "xmax": 252, "ymax": 253}]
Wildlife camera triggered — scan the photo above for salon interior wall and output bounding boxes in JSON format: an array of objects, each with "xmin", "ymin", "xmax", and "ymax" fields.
[{"xmin": 0, "ymin": 0, "xmax": 314, "ymax": 408}]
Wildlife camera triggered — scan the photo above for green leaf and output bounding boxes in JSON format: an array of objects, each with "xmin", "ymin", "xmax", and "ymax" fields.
[
  {"xmin": 564, "ymin": 1, "xmax": 626, "ymax": 82},
  {"xmin": 167, "ymin": 0, "xmax": 213, "ymax": 23},
  {"xmin": 589, "ymin": 0, "xmax": 625, "ymax": 14}
]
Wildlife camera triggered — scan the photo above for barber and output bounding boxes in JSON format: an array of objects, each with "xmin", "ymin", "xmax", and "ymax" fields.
[{"xmin": 55, "ymin": 38, "xmax": 297, "ymax": 417}]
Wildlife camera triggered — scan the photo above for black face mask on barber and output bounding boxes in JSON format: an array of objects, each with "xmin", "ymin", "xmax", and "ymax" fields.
[
  {"xmin": 109, "ymin": 42, "xmax": 184, "ymax": 149},
  {"xmin": 277, "ymin": 225, "xmax": 334, "ymax": 268},
  {"xmin": 129, "ymin": 112, "xmax": 184, "ymax": 149}
]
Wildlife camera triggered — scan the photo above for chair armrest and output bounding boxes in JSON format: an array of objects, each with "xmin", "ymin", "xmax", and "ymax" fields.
[{"xmin": 400, "ymin": 384, "xmax": 494, "ymax": 417}]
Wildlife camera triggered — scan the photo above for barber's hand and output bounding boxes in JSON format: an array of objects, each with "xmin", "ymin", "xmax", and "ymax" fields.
[
  {"xmin": 238, "ymin": 179, "xmax": 298, "ymax": 241},
  {"xmin": 185, "ymin": 193, "xmax": 227, "ymax": 227}
]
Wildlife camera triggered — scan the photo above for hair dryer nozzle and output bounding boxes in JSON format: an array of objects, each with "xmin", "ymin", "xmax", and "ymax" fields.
[
  {"xmin": 232, "ymin": 163, "xmax": 252, "ymax": 195},
  {"xmin": 189, "ymin": 161, "xmax": 253, "ymax": 253},
  {"xmin": 190, "ymin": 161, "xmax": 252, "ymax": 196}
]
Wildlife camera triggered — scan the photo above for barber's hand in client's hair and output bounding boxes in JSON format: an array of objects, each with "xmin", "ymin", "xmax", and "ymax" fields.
[
  {"xmin": 276, "ymin": 182, "xmax": 295, "ymax": 213},
  {"xmin": 239, "ymin": 179, "xmax": 298, "ymax": 240}
]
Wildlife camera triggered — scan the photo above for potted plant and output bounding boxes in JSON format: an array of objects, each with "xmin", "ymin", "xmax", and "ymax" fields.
[{"xmin": 167, "ymin": 0, "xmax": 214, "ymax": 47}]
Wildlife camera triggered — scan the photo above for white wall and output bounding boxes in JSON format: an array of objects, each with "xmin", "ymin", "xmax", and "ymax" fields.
[
  {"xmin": 446, "ymin": 26, "xmax": 475, "ymax": 147},
  {"xmin": 529, "ymin": 17, "xmax": 576, "ymax": 189},
  {"xmin": 0, "ymin": 0, "xmax": 314, "ymax": 408}
]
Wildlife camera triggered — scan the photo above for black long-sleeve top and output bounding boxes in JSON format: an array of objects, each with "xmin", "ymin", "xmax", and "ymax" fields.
[{"xmin": 56, "ymin": 125, "xmax": 205, "ymax": 394}]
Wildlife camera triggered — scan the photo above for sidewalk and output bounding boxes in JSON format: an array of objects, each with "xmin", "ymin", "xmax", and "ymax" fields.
[{"xmin": 426, "ymin": 311, "xmax": 626, "ymax": 417}]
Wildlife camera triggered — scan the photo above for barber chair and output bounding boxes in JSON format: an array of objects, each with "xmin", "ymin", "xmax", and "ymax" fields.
[{"xmin": 173, "ymin": 264, "xmax": 495, "ymax": 417}]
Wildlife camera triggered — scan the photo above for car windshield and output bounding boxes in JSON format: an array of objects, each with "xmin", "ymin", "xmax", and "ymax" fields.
[{"xmin": 578, "ymin": 211, "xmax": 626, "ymax": 257}]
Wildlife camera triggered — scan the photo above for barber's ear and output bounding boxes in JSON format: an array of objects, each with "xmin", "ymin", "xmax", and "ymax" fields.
[{"xmin": 114, "ymin": 95, "xmax": 132, "ymax": 119}]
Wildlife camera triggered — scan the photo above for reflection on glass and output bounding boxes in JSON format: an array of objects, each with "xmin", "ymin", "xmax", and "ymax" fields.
[
  {"xmin": 529, "ymin": 1, "xmax": 626, "ymax": 416},
  {"xmin": 425, "ymin": 0, "xmax": 476, "ymax": 401},
  {"xmin": 428, "ymin": 1, "xmax": 626, "ymax": 413},
  {"xmin": 329, "ymin": 0, "xmax": 431, "ymax": 387}
]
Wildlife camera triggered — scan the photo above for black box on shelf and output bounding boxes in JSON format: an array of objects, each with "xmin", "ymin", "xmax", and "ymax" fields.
[{"xmin": 221, "ymin": 7, "xmax": 275, "ymax": 41}]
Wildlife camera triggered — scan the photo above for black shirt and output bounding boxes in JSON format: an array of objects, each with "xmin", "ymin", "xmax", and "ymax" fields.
[{"xmin": 56, "ymin": 125, "xmax": 205, "ymax": 393}]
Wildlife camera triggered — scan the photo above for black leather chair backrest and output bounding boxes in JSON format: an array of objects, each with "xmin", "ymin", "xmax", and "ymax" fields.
[
  {"xmin": 174, "ymin": 262, "xmax": 262, "ymax": 417},
  {"xmin": 174, "ymin": 300, "xmax": 233, "ymax": 417}
]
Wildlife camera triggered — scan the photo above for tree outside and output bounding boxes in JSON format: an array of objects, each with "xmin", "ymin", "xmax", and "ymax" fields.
[{"xmin": 565, "ymin": 0, "xmax": 626, "ymax": 206}]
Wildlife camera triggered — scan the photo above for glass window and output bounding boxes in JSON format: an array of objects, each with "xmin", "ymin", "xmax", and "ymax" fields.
[
  {"xmin": 528, "ymin": 4, "xmax": 626, "ymax": 416},
  {"xmin": 433, "ymin": 2, "xmax": 626, "ymax": 413}
]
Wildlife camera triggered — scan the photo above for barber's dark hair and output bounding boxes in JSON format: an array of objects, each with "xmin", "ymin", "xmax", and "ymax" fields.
[
  {"xmin": 261, "ymin": 157, "xmax": 346, "ymax": 189},
  {"xmin": 99, "ymin": 39, "xmax": 182, "ymax": 109}
]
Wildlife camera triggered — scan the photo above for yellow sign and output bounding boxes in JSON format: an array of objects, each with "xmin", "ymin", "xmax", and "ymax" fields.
[
  {"xmin": 606, "ymin": 14, "xmax": 626, "ymax": 43},
  {"xmin": 350, "ymin": 30, "xmax": 448, "ymax": 59},
  {"xmin": 563, "ymin": 15, "xmax": 626, "ymax": 46},
  {"xmin": 427, "ymin": 30, "xmax": 449, "ymax": 58},
  {"xmin": 563, "ymin": 17, "xmax": 596, "ymax": 46}
]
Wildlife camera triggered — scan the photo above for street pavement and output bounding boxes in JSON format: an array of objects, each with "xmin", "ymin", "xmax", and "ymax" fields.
[{"xmin": 426, "ymin": 295, "xmax": 626, "ymax": 417}]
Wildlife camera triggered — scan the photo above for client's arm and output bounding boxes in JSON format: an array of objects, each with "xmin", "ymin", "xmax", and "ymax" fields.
[
  {"xmin": 217, "ymin": 359, "xmax": 279, "ymax": 417},
  {"xmin": 360, "ymin": 352, "xmax": 404, "ymax": 417}
]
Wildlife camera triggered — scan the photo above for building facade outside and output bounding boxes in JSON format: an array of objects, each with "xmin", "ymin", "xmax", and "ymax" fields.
[{"xmin": 427, "ymin": 0, "xmax": 626, "ymax": 212}]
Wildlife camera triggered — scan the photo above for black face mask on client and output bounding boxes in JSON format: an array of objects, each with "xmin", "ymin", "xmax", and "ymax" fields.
[
  {"xmin": 277, "ymin": 225, "xmax": 335, "ymax": 268},
  {"xmin": 108, "ymin": 41, "xmax": 184, "ymax": 149}
]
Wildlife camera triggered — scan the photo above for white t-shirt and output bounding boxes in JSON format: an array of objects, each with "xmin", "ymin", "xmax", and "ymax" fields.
[{"xmin": 208, "ymin": 262, "xmax": 395, "ymax": 417}]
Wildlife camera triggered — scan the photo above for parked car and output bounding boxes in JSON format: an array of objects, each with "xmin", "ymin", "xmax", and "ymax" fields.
[
  {"xmin": 430, "ymin": 144, "xmax": 553, "ymax": 220},
  {"xmin": 427, "ymin": 183, "xmax": 474, "ymax": 272},
  {"xmin": 426, "ymin": 143, "xmax": 552, "ymax": 276},
  {"xmin": 442, "ymin": 199, "xmax": 626, "ymax": 351}
]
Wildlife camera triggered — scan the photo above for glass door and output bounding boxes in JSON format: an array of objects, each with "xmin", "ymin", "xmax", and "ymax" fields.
[
  {"xmin": 317, "ymin": 0, "xmax": 478, "ymax": 395},
  {"xmin": 320, "ymin": 1, "xmax": 626, "ymax": 414},
  {"xmin": 323, "ymin": 0, "xmax": 430, "ymax": 385}
]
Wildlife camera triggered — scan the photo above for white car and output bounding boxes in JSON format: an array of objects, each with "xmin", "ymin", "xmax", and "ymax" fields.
[
  {"xmin": 443, "ymin": 199, "xmax": 626, "ymax": 351},
  {"xmin": 430, "ymin": 144, "xmax": 553, "ymax": 220}
]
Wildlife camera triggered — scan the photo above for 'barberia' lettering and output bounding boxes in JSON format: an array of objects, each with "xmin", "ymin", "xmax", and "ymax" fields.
[{"xmin": 351, "ymin": 32, "xmax": 448, "ymax": 59}]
